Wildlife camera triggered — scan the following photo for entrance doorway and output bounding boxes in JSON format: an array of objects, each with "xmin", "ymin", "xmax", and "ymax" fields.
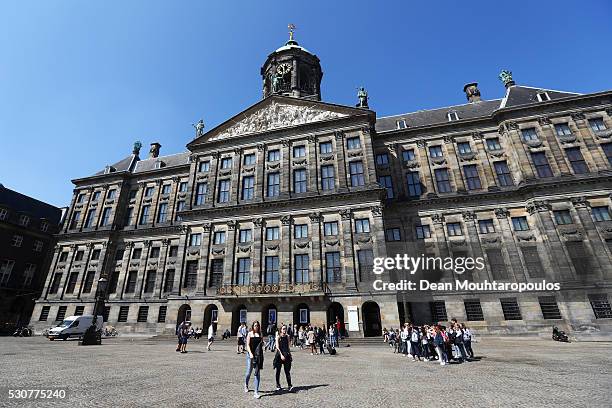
[
  {"xmin": 231, "ymin": 304, "xmax": 247, "ymax": 335},
  {"xmin": 293, "ymin": 303, "xmax": 310, "ymax": 327},
  {"xmin": 362, "ymin": 301, "xmax": 382, "ymax": 337},
  {"xmin": 176, "ymin": 304, "xmax": 191, "ymax": 333},
  {"xmin": 261, "ymin": 304, "xmax": 277, "ymax": 332},
  {"xmin": 327, "ymin": 302, "xmax": 345, "ymax": 336},
  {"xmin": 203, "ymin": 304, "xmax": 218, "ymax": 334}
]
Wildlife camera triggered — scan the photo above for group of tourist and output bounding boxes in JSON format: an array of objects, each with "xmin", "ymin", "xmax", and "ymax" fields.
[
  {"xmin": 383, "ymin": 318, "xmax": 475, "ymax": 365},
  {"xmin": 175, "ymin": 321, "xmax": 216, "ymax": 353}
]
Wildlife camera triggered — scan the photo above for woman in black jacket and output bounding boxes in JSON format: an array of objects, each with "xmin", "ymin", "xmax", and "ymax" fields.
[{"xmin": 273, "ymin": 324, "xmax": 293, "ymax": 392}]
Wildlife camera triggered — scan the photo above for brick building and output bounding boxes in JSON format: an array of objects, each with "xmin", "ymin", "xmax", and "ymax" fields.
[{"xmin": 30, "ymin": 34, "xmax": 612, "ymax": 339}]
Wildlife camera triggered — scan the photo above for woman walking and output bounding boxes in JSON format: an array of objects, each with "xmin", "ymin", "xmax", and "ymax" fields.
[
  {"xmin": 245, "ymin": 321, "xmax": 265, "ymax": 399},
  {"xmin": 273, "ymin": 324, "xmax": 293, "ymax": 392},
  {"xmin": 307, "ymin": 326, "xmax": 317, "ymax": 355},
  {"xmin": 207, "ymin": 323, "xmax": 215, "ymax": 351}
]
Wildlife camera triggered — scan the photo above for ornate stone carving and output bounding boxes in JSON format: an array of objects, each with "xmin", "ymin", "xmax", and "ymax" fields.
[
  {"xmin": 253, "ymin": 218, "xmax": 264, "ymax": 227},
  {"xmin": 523, "ymin": 139, "xmax": 544, "ymax": 148},
  {"xmin": 370, "ymin": 206, "xmax": 383, "ymax": 217},
  {"xmin": 430, "ymin": 156, "xmax": 447, "ymax": 165},
  {"xmin": 227, "ymin": 220, "xmax": 237, "ymax": 230},
  {"xmin": 281, "ymin": 139, "xmax": 291, "ymax": 148},
  {"xmin": 443, "ymin": 135, "xmax": 454, "ymax": 144},
  {"xmin": 527, "ymin": 200, "xmax": 551, "ymax": 214},
  {"xmin": 307, "ymin": 135, "xmax": 317, "ymax": 143},
  {"xmin": 211, "ymin": 248, "xmax": 225, "ymax": 255},
  {"xmin": 281, "ymin": 216, "xmax": 292, "ymax": 226},
  {"xmin": 431, "ymin": 214, "xmax": 444, "ymax": 224},
  {"xmin": 162, "ymin": 238, "xmax": 170, "ymax": 247},
  {"xmin": 293, "ymin": 159, "xmax": 307, "ymax": 165},
  {"xmin": 334, "ymin": 131, "xmax": 344, "ymax": 140},
  {"xmin": 308, "ymin": 213, "xmax": 321, "ymax": 223},
  {"xmin": 267, "ymin": 163, "xmax": 281, "ymax": 170},
  {"xmin": 357, "ymin": 236, "xmax": 372, "ymax": 244},
  {"xmin": 506, "ymin": 121, "xmax": 519, "ymax": 130},
  {"xmin": 237, "ymin": 246, "xmax": 251, "ymax": 253},
  {"xmin": 257, "ymin": 144, "xmax": 265, "ymax": 152},
  {"xmin": 348, "ymin": 151, "xmax": 363, "ymax": 157},
  {"xmin": 324, "ymin": 240, "xmax": 340, "ymax": 247},
  {"xmin": 570, "ymin": 112, "xmax": 586, "ymax": 121},
  {"xmin": 495, "ymin": 208, "xmax": 509, "ymax": 219},
  {"xmin": 462, "ymin": 211, "xmax": 476, "ymax": 221},
  {"xmin": 481, "ymin": 236, "xmax": 500, "ymax": 244},
  {"xmin": 340, "ymin": 209, "xmax": 352, "ymax": 220},
  {"xmin": 471, "ymin": 131, "xmax": 483, "ymax": 140},
  {"xmin": 538, "ymin": 116, "xmax": 551, "ymax": 126},
  {"xmin": 202, "ymin": 223, "xmax": 212, "ymax": 233},
  {"xmin": 416, "ymin": 140, "xmax": 426, "ymax": 148},
  {"xmin": 571, "ymin": 196, "xmax": 587, "ymax": 208},
  {"xmin": 210, "ymin": 102, "xmax": 347, "ymax": 140},
  {"xmin": 320, "ymin": 154, "xmax": 335, "ymax": 162},
  {"xmin": 558, "ymin": 134, "xmax": 577, "ymax": 144},
  {"xmin": 404, "ymin": 160, "xmax": 420, "ymax": 169},
  {"xmin": 294, "ymin": 242, "xmax": 310, "ymax": 249},
  {"xmin": 458, "ymin": 152, "xmax": 477, "ymax": 162},
  {"xmin": 497, "ymin": 124, "xmax": 506, "ymax": 135},
  {"xmin": 516, "ymin": 232, "xmax": 536, "ymax": 242},
  {"xmin": 450, "ymin": 240, "xmax": 467, "ymax": 247},
  {"xmin": 265, "ymin": 244, "xmax": 279, "ymax": 251},
  {"xmin": 143, "ymin": 240, "xmax": 152, "ymax": 248}
]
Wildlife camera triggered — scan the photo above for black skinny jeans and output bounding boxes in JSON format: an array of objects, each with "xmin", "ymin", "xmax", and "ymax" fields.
[{"xmin": 275, "ymin": 360, "xmax": 292, "ymax": 387}]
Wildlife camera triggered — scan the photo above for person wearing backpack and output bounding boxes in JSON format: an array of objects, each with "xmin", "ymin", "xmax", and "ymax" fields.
[{"xmin": 433, "ymin": 325, "xmax": 447, "ymax": 366}]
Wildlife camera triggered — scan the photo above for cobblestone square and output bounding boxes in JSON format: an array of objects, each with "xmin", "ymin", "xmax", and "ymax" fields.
[{"xmin": 0, "ymin": 336, "xmax": 610, "ymax": 407}]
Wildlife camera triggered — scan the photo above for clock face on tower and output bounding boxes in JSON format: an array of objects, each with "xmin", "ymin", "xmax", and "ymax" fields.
[{"xmin": 276, "ymin": 63, "xmax": 292, "ymax": 75}]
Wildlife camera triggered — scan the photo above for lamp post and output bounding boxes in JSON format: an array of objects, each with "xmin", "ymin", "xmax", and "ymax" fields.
[{"xmin": 79, "ymin": 277, "xmax": 107, "ymax": 346}]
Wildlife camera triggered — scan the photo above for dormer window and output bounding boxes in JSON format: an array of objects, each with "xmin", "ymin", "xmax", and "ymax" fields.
[
  {"xmin": 447, "ymin": 111, "xmax": 459, "ymax": 121},
  {"xmin": 104, "ymin": 166, "xmax": 116, "ymax": 174},
  {"xmin": 154, "ymin": 161, "xmax": 165, "ymax": 169},
  {"xmin": 19, "ymin": 215, "xmax": 30, "ymax": 227},
  {"xmin": 396, "ymin": 119, "xmax": 407, "ymax": 129},
  {"xmin": 536, "ymin": 92, "xmax": 551, "ymax": 102}
]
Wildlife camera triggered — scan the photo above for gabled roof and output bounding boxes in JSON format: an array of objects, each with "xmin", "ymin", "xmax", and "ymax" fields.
[
  {"xmin": 376, "ymin": 99, "xmax": 502, "ymax": 133},
  {"xmin": 188, "ymin": 95, "xmax": 372, "ymax": 148},
  {"xmin": 500, "ymin": 85, "xmax": 581, "ymax": 109},
  {"xmin": 93, "ymin": 154, "xmax": 138, "ymax": 176},
  {"xmin": 0, "ymin": 185, "xmax": 62, "ymax": 223},
  {"xmin": 376, "ymin": 84, "xmax": 583, "ymax": 133},
  {"xmin": 133, "ymin": 152, "xmax": 190, "ymax": 173}
]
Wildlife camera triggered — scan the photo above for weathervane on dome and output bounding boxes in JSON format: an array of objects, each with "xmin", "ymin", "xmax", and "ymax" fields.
[{"xmin": 288, "ymin": 23, "xmax": 296, "ymax": 41}]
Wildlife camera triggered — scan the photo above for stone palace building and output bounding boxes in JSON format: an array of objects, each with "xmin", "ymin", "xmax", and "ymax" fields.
[{"xmin": 31, "ymin": 33, "xmax": 612, "ymax": 339}]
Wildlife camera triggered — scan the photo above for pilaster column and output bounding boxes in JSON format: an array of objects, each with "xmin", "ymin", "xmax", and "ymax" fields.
[
  {"xmin": 572, "ymin": 197, "xmax": 610, "ymax": 279},
  {"xmin": 155, "ymin": 239, "xmax": 170, "ymax": 298},
  {"xmin": 281, "ymin": 216, "xmax": 292, "ymax": 283},
  {"xmin": 307, "ymin": 135, "xmax": 319, "ymax": 194},
  {"xmin": 281, "ymin": 140, "xmax": 291, "ymax": 199},
  {"xmin": 43, "ymin": 246, "xmax": 62, "ymax": 299},
  {"xmin": 362, "ymin": 127, "xmax": 376, "ymax": 186},
  {"xmin": 335, "ymin": 132, "xmax": 348, "ymax": 191},
  {"xmin": 444, "ymin": 136, "xmax": 466, "ymax": 192},
  {"xmin": 472, "ymin": 132, "xmax": 496, "ymax": 188},
  {"xmin": 196, "ymin": 224, "xmax": 212, "ymax": 294},
  {"xmin": 255, "ymin": 144, "xmax": 266, "ymax": 201},
  {"xmin": 340, "ymin": 209, "xmax": 356, "ymax": 290},
  {"xmin": 207, "ymin": 152, "xmax": 220, "ymax": 207},
  {"xmin": 502, "ymin": 122, "xmax": 535, "ymax": 182},
  {"xmin": 252, "ymin": 218, "xmax": 264, "ymax": 284},
  {"xmin": 309, "ymin": 213, "xmax": 322, "ymax": 283},
  {"xmin": 416, "ymin": 140, "xmax": 435, "ymax": 196},
  {"xmin": 231, "ymin": 148, "xmax": 242, "ymax": 204},
  {"xmin": 223, "ymin": 221, "xmax": 238, "ymax": 285},
  {"xmin": 537, "ymin": 118, "xmax": 569, "ymax": 175},
  {"xmin": 571, "ymin": 112, "xmax": 608, "ymax": 171},
  {"xmin": 172, "ymin": 227, "xmax": 189, "ymax": 295}
]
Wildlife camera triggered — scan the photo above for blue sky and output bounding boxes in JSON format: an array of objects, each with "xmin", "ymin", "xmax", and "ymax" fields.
[{"xmin": 1, "ymin": 1, "xmax": 611, "ymax": 207}]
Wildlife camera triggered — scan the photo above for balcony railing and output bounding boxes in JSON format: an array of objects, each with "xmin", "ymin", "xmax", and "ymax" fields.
[{"xmin": 216, "ymin": 281, "xmax": 330, "ymax": 297}]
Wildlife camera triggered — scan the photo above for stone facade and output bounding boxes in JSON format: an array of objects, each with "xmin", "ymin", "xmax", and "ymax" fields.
[{"xmin": 30, "ymin": 37, "xmax": 612, "ymax": 339}]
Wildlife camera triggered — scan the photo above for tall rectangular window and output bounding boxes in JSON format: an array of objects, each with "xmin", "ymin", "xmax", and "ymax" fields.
[
  {"xmin": 243, "ymin": 153, "xmax": 256, "ymax": 165},
  {"xmin": 184, "ymin": 260, "xmax": 198, "ymax": 289},
  {"xmin": 242, "ymin": 176, "xmax": 254, "ymax": 200},
  {"xmin": 265, "ymin": 256, "xmax": 280, "ymax": 284},
  {"xmin": 323, "ymin": 221, "xmax": 338, "ymax": 236},
  {"xmin": 463, "ymin": 165, "xmax": 482, "ymax": 190},
  {"xmin": 434, "ymin": 168, "xmax": 452, "ymax": 193},
  {"xmin": 125, "ymin": 207, "xmax": 134, "ymax": 226},
  {"xmin": 84, "ymin": 209, "xmax": 96, "ymax": 228},
  {"xmin": 294, "ymin": 224, "xmax": 308, "ymax": 239},
  {"xmin": 265, "ymin": 226, "xmax": 280, "ymax": 241},
  {"xmin": 179, "ymin": 182, "xmax": 188, "ymax": 192},
  {"xmin": 190, "ymin": 233, "xmax": 202, "ymax": 246},
  {"xmin": 457, "ymin": 142, "xmax": 471, "ymax": 154},
  {"xmin": 603, "ymin": 143, "xmax": 612, "ymax": 166},
  {"xmin": 357, "ymin": 249, "xmax": 374, "ymax": 281},
  {"xmin": 592, "ymin": 206, "xmax": 612, "ymax": 222},
  {"xmin": 137, "ymin": 306, "xmax": 149, "ymax": 323},
  {"xmin": 218, "ymin": 180, "xmax": 230, "ymax": 203},
  {"xmin": 70, "ymin": 211, "xmax": 81, "ymax": 229},
  {"xmin": 196, "ymin": 182, "xmax": 208, "ymax": 205},
  {"xmin": 125, "ymin": 271, "xmax": 137, "ymax": 293},
  {"xmin": 500, "ymin": 298, "xmax": 522, "ymax": 320},
  {"xmin": 267, "ymin": 149, "xmax": 280, "ymax": 162},
  {"xmin": 209, "ymin": 259, "xmax": 223, "ymax": 287},
  {"xmin": 144, "ymin": 270, "xmax": 156, "ymax": 293},
  {"xmin": 346, "ymin": 137, "xmax": 361, "ymax": 150},
  {"xmin": 22, "ymin": 264, "xmax": 35, "ymax": 287},
  {"xmin": 446, "ymin": 222, "xmax": 463, "ymax": 236},
  {"xmin": 415, "ymin": 225, "xmax": 431, "ymax": 239},
  {"xmin": 531, "ymin": 152, "xmax": 553, "ymax": 178},
  {"xmin": 157, "ymin": 203, "xmax": 168, "ymax": 223},
  {"xmin": 118, "ymin": 306, "xmax": 129, "ymax": 322},
  {"xmin": 293, "ymin": 145, "xmax": 306, "ymax": 158},
  {"xmin": 239, "ymin": 229, "xmax": 252, "ymax": 243},
  {"xmin": 511, "ymin": 216, "xmax": 529, "ymax": 231},
  {"xmin": 220, "ymin": 157, "xmax": 232, "ymax": 169},
  {"xmin": 294, "ymin": 254, "xmax": 309, "ymax": 283},
  {"xmin": 521, "ymin": 246, "xmax": 544, "ymax": 278},
  {"xmin": 355, "ymin": 218, "xmax": 370, "ymax": 233},
  {"xmin": 402, "ymin": 149, "xmax": 415, "ymax": 161},
  {"xmin": 198, "ymin": 161, "xmax": 210, "ymax": 172},
  {"xmin": 319, "ymin": 141, "xmax": 333, "ymax": 154},
  {"xmin": 589, "ymin": 118, "xmax": 606, "ymax": 132},
  {"xmin": 486, "ymin": 248, "xmax": 508, "ymax": 279},
  {"xmin": 144, "ymin": 187, "xmax": 154, "ymax": 197},
  {"xmin": 236, "ymin": 258, "xmax": 251, "ymax": 285},
  {"xmin": 65, "ymin": 272, "xmax": 79, "ymax": 294},
  {"xmin": 325, "ymin": 252, "xmax": 341, "ymax": 283},
  {"xmin": 565, "ymin": 147, "xmax": 589, "ymax": 174},
  {"xmin": 100, "ymin": 207, "xmax": 112, "ymax": 226},
  {"xmin": 321, "ymin": 165, "xmax": 335, "ymax": 191},
  {"xmin": 430, "ymin": 301, "xmax": 447, "ymax": 322},
  {"xmin": 566, "ymin": 241, "xmax": 591, "ymax": 275},
  {"xmin": 139, "ymin": 205, "xmax": 150, "ymax": 225},
  {"xmin": 478, "ymin": 219, "xmax": 495, "ymax": 234},
  {"xmin": 56, "ymin": 306, "xmax": 67, "ymax": 322},
  {"xmin": 375, "ymin": 153, "xmax": 389, "ymax": 165},
  {"xmin": 175, "ymin": 201, "xmax": 185, "ymax": 221},
  {"xmin": 163, "ymin": 270, "xmax": 174, "ymax": 293},
  {"xmin": 406, "ymin": 171, "xmax": 422, "ymax": 197},
  {"xmin": 294, "ymin": 169, "xmax": 307, "ymax": 193},
  {"xmin": 108, "ymin": 272, "xmax": 120, "ymax": 294},
  {"xmin": 50, "ymin": 273, "xmax": 62, "ymax": 293},
  {"xmin": 349, "ymin": 161, "xmax": 365, "ymax": 187},
  {"xmin": 554, "ymin": 123, "xmax": 572, "ymax": 137},
  {"xmin": 267, "ymin": 173, "xmax": 280, "ymax": 197},
  {"xmin": 486, "ymin": 137, "xmax": 502, "ymax": 150},
  {"xmin": 157, "ymin": 306, "xmax": 167, "ymax": 323},
  {"xmin": 464, "ymin": 299, "xmax": 484, "ymax": 321},
  {"xmin": 237, "ymin": 258, "xmax": 251, "ymax": 285},
  {"xmin": 494, "ymin": 161, "xmax": 513, "ymax": 186},
  {"xmin": 212, "ymin": 231, "xmax": 225, "ymax": 245},
  {"xmin": 521, "ymin": 128, "xmax": 539, "ymax": 141},
  {"xmin": 539, "ymin": 296, "xmax": 562, "ymax": 319},
  {"xmin": 378, "ymin": 175, "xmax": 394, "ymax": 199},
  {"xmin": 385, "ymin": 228, "xmax": 401, "ymax": 241},
  {"xmin": 553, "ymin": 210, "xmax": 573, "ymax": 225},
  {"xmin": 39, "ymin": 306, "xmax": 50, "ymax": 321},
  {"xmin": 429, "ymin": 145, "xmax": 443, "ymax": 158},
  {"xmin": 161, "ymin": 184, "xmax": 171, "ymax": 195},
  {"xmin": 82, "ymin": 271, "xmax": 95, "ymax": 293}
]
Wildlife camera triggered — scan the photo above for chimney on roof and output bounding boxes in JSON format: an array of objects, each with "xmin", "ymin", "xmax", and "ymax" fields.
[
  {"xmin": 463, "ymin": 82, "xmax": 481, "ymax": 103},
  {"xmin": 149, "ymin": 142, "xmax": 161, "ymax": 159}
]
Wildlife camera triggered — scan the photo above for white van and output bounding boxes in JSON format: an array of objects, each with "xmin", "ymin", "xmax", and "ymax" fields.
[{"xmin": 47, "ymin": 315, "xmax": 103, "ymax": 340}]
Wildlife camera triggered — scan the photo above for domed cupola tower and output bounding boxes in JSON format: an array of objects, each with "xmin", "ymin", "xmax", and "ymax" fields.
[{"xmin": 261, "ymin": 24, "xmax": 323, "ymax": 101}]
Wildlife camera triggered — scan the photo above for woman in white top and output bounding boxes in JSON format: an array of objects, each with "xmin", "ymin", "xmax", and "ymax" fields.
[{"xmin": 207, "ymin": 324, "xmax": 214, "ymax": 351}]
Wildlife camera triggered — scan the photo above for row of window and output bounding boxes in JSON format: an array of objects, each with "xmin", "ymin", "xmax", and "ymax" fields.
[
  {"xmin": 385, "ymin": 207, "xmax": 611, "ymax": 242},
  {"xmin": 0, "ymin": 260, "xmax": 36, "ymax": 287},
  {"xmin": 9, "ymin": 235, "xmax": 45, "ymax": 251},
  {"xmin": 0, "ymin": 209, "xmax": 50, "ymax": 231},
  {"xmin": 40, "ymin": 304, "xmax": 167, "ymax": 324}
]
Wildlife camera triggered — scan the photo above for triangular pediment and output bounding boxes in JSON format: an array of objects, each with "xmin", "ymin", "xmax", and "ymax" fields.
[{"xmin": 189, "ymin": 96, "xmax": 370, "ymax": 147}]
